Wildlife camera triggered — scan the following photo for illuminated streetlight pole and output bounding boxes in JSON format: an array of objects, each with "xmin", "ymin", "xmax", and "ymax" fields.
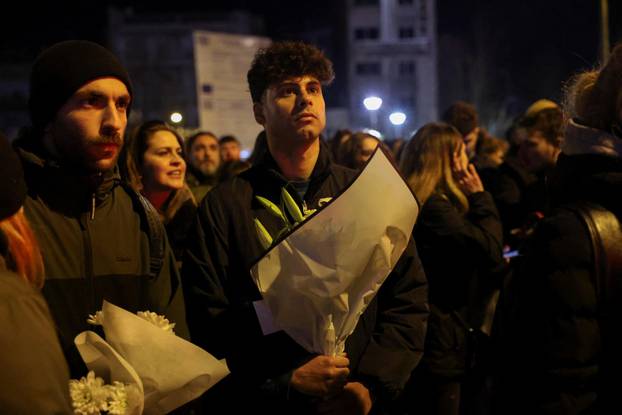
[{"xmin": 363, "ymin": 96, "xmax": 382, "ymax": 130}]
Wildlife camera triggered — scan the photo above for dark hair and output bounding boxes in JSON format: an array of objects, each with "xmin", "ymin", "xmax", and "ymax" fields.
[
  {"xmin": 220, "ymin": 160, "xmax": 251, "ymax": 181},
  {"xmin": 186, "ymin": 131, "xmax": 217, "ymax": 153},
  {"xmin": 441, "ymin": 101, "xmax": 479, "ymax": 136},
  {"xmin": 248, "ymin": 130, "xmax": 268, "ymax": 165},
  {"xmin": 247, "ymin": 41, "xmax": 335, "ymax": 103},
  {"xmin": 219, "ymin": 135, "xmax": 240, "ymax": 145},
  {"xmin": 328, "ymin": 129, "xmax": 352, "ymax": 162},
  {"xmin": 519, "ymin": 107, "xmax": 563, "ymax": 146}
]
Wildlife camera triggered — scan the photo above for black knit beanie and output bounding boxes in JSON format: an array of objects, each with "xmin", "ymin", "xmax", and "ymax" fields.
[
  {"xmin": 0, "ymin": 132, "xmax": 27, "ymax": 221},
  {"xmin": 28, "ymin": 40, "xmax": 133, "ymax": 131}
]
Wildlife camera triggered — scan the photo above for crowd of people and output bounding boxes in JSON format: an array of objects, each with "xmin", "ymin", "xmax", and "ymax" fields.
[{"xmin": 0, "ymin": 37, "xmax": 620, "ymax": 415}]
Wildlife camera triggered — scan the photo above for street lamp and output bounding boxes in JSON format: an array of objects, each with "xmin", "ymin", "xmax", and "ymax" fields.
[
  {"xmin": 170, "ymin": 112, "xmax": 183, "ymax": 124},
  {"xmin": 389, "ymin": 111, "xmax": 407, "ymax": 139},
  {"xmin": 363, "ymin": 96, "xmax": 382, "ymax": 130}
]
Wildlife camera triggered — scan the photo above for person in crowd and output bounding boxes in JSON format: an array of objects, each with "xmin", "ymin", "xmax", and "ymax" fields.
[
  {"xmin": 13, "ymin": 40, "xmax": 188, "ymax": 377},
  {"xmin": 247, "ymin": 129, "xmax": 268, "ymax": 165},
  {"xmin": 121, "ymin": 120, "xmax": 197, "ymax": 263},
  {"xmin": 442, "ymin": 101, "xmax": 480, "ymax": 160},
  {"xmin": 497, "ymin": 43, "xmax": 622, "ymax": 415},
  {"xmin": 400, "ymin": 123, "xmax": 504, "ymax": 415},
  {"xmin": 328, "ymin": 128, "xmax": 352, "ymax": 164},
  {"xmin": 487, "ymin": 102, "xmax": 561, "ymax": 249},
  {"xmin": 185, "ymin": 131, "xmax": 221, "ymax": 202},
  {"xmin": 219, "ymin": 134, "xmax": 242, "ymax": 163},
  {"xmin": 475, "ymin": 130, "xmax": 509, "ymax": 171},
  {"xmin": 182, "ymin": 41, "xmax": 428, "ymax": 415},
  {"xmin": 338, "ymin": 132, "xmax": 390, "ymax": 170},
  {"xmin": 517, "ymin": 107, "xmax": 563, "ymax": 176},
  {"xmin": 474, "ymin": 129, "xmax": 509, "ymax": 195},
  {"xmin": 219, "ymin": 159, "xmax": 251, "ymax": 182},
  {"xmin": 0, "ymin": 133, "xmax": 72, "ymax": 414}
]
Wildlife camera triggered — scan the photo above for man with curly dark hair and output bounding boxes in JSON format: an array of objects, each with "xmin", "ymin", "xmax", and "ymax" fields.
[{"xmin": 183, "ymin": 41, "xmax": 428, "ymax": 414}]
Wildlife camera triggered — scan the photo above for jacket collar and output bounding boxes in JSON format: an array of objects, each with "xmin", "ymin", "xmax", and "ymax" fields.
[
  {"xmin": 563, "ymin": 118, "xmax": 622, "ymax": 159},
  {"xmin": 253, "ymin": 138, "xmax": 333, "ymax": 203},
  {"xmin": 15, "ymin": 136, "xmax": 121, "ymax": 206}
]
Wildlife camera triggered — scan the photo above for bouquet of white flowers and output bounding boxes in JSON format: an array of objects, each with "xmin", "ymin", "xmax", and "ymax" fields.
[
  {"xmin": 70, "ymin": 301, "xmax": 230, "ymax": 415},
  {"xmin": 250, "ymin": 148, "xmax": 419, "ymax": 356}
]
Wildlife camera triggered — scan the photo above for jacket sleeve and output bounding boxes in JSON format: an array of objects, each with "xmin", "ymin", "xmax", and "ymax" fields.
[
  {"xmin": 181, "ymin": 194, "xmax": 308, "ymax": 385},
  {"xmin": 0, "ymin": 275, "xmax": 73, "ymax": 414},
  {"xmin": 152, "ymin": 235, "xmax": 190, "ymax": 340},
  {"xmin": 354, "ymin": 237, "xmax": 429, "ymax": 403},
  {"xmin": 497, "ymin": 211, "xmax": 599, "ymax": 414},
  {"xmin": 422, "ymin": 192, "xmax": 503, "ymax": 269}
]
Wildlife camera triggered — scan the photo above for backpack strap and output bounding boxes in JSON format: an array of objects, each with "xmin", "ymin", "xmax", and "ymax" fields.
[
  {"xmin": 121, "ymin": 183, "xmax": 166, "ymax": 279},
  {"xmin": 567, "ymin": 202, "xmax": 622, "ymax": 306},
  {"xmin": 566, "ymin": 202, "xmax": 622, "ymax": 406}
]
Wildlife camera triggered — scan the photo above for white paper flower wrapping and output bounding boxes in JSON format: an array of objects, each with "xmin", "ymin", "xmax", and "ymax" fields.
[
  {"xmin": 75, "ymin": 301, "xmax": 230, "ymax": 414},
  {"xmin": 250, "ymin": 148, "xmax": 419, "ymax": 355}
]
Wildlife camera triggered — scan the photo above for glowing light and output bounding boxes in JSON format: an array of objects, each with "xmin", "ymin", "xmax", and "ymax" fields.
[
  {"xmin": 170, "ymin": 112, "xmax": 183, "ymax": 124},
  {"xmin": 363, "ymin": 96, "xmax": 383, "ymax": 111},
  {"xmin": 389, "ymin": 112, "xmax": 407, "ymax": 126}
]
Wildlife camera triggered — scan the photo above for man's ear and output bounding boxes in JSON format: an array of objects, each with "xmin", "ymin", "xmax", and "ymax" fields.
[{"xmin": 253, "ymin": 101, "xmax": 265, "ymax": 125}]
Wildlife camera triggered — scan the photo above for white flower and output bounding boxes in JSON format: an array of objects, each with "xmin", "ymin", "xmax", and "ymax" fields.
[
  {"xmin": 69, "ymin": 371, "xmax": 109, "ymax": 415},
  {"xmin": 69, "ymin": 372, "xmax": 131, "ymax": 415},
  {"xmin": 137, "ymin": 311, "xmax": 176, "ymax": 333},
  {"xmin": 87, "ymin": 310, "xmax": 104, "ymax": 326},
  {"xmin": 105, "ymin": 382, "xmax": 129, "ymax": 415}
]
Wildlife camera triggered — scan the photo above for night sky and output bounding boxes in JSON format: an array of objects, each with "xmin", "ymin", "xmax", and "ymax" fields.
[{"xmin": 1, "ymin": 0, "xmax": 620, "ymax": 131}]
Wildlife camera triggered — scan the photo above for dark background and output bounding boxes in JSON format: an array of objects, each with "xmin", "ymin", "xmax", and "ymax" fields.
[{"xmin": 0, "ymin": 0, "xmax": 619, "ymax": 133}]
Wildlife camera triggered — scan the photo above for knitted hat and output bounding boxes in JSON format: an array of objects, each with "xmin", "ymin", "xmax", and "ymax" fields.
[
  {"xmin": 442, "ymin": 101, "xmax": 479, "ymax": 136},
  {"xmin": 0, "ymin": 133, "xmax": 27, "ymax": 221},
  {"xmin": 28, "ymin": 40, "xmax": 133, "ymax": 130}
]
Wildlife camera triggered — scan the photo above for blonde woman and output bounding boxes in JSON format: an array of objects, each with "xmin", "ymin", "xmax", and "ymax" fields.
[
  {"xmin": 122, "ymin": 120, "xmax": 197, "ymax": 263},
  {"xmin": 400, "ymin": 123, "xmax": 504, "ymax": 415},
  {"xmin": 0, "ymin": 134, "xmax": 71, "ymax": 413}
]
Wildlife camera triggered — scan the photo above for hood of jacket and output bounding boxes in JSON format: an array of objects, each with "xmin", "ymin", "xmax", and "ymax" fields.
[{"xmin": 550, "ymin": 120, "xmax": 622, "ymax": 217}]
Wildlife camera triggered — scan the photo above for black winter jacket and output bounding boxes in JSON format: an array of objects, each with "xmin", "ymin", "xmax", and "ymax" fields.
[
  {"xmin": 414, "ymin": 191, "xmax": 504, "ymax": 378},
  {"xmin": 16, "ymin": 142, "xmax": 188, "ymax": 377},
  {"xmin": 498, "ymin": 152, "xmax": 622, "ymax": 414},
  {"xmin": 182, "ymin": 143, "xmax": 429, "ymax": 413},
  {"xmin": 0, "ymin": 263, "xmax": 72, "ymax": 414}
]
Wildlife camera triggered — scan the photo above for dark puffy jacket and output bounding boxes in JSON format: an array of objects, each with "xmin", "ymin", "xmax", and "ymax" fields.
[
  {"xmin": 497, "ymin": 150, "xmax": 622, "ymax": 414},
  {"xmin": 414, "ymin": 191, "xmax": 504, "ymax": 378},
  {"xmin": 182, "ymin": 143, "xmax": 429, "ymax": 413},
  {"xmin": 0, "ymin": 265, "xmax": 72, "ymax": 414},
  {"xmin": 16, "ymin": 142, "xmax": 188, "ymax": 377}
]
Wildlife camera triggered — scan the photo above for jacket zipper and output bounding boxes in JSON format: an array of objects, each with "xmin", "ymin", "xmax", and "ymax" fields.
[
  {"xmin": 81, "ymin": 194, "xmax": 96, "ymax": 311},
  {"xmin": 90, "ymin": 193, "xmax": 96, "ymax": 220}
]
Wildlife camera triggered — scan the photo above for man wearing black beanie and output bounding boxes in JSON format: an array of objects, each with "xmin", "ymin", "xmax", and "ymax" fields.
[{"xmin": 13, "ymin": 40, "xmax": 189, "ymax": 377}]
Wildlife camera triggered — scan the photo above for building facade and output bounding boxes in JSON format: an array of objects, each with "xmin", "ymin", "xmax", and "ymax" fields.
[
  {"xmin": 347, "ymin": 0, "xmax": 437, "ymax": 139},
  {"xmin": 108, "ymin": 8, "xmax": 264, "ymax": 131}
]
